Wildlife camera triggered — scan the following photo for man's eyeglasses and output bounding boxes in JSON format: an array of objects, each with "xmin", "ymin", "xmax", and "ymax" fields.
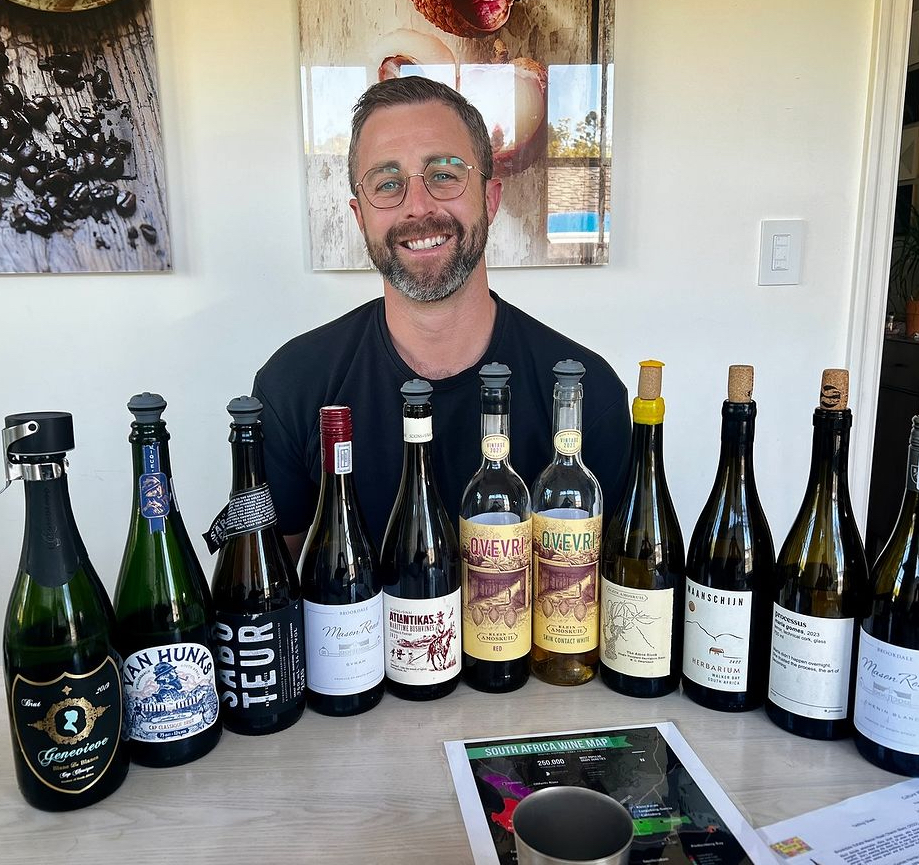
[{"xmin": 356, "ymin": 156, "xmax": 488, "ymax": 209}]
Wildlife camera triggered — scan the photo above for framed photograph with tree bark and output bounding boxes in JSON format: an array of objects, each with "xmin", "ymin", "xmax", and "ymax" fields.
[
  {"xmin": 0, "ymin": 0, "xmax": 170, "ymax": 273},
  {"xmin": 299, "ymin": 0, "xmax": 613, "ymax": 270}
]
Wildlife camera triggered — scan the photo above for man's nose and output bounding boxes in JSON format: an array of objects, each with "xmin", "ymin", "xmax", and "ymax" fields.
[{"xmin": 401, "ymin": 172, "xmax": 437, "ymax": 215}]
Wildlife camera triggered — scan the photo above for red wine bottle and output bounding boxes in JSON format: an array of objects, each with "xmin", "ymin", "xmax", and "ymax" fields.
[
  {"xmin": 300, "ymin": 406, "xmax": 384, "ymax": 716},
  {"xmin": 381, "ymin": 380, "xmax": 461, "ymax": 701}
]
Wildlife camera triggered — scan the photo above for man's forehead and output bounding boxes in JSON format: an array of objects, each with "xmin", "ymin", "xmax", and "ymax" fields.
[{"xmin": 355, "ymin": 100, "xmax": 474, "ymax": 162}]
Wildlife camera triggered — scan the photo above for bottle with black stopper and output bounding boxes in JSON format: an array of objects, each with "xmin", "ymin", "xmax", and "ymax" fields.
[
  {"xmin": 114, "ymin": 393, "xmax": 221, "ymax": 766},
  {"xmin": 300, "ymin": 405, "xmax": 384, "ymax": 716},
  {"xmin": 683, "ymin": 365, "xmax": 775, "ymax": 711},
  {"xmin": 460, "ymin": 363, "xmax": 532, "ymax": 693},
  {"xmin": 380, "ymin": 380, "xmax": 461, "ymax": 700},
  {"xmin": 766, "ymin": 369, "xmax": 869, "ymax": 740},
  {"xmin": 205, "ymin": 396, "xmax": 306, "ymax": 734},
  {"xmin": 2, "ymin": 412, "xmax": 129, "ymax": 810},
  {"xmin": 531, "ymin": 360, "xmax": 603, "ymax": 686},
  {"xmin": 600, "ymin": 360, "xmax": 685, "ymax": 697},
  {"xmin": 854, "ymin": 415, "xmax": 919, "ymax": 774}
]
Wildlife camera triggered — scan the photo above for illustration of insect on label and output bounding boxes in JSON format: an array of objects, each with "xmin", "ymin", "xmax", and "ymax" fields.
[
  {"xmin": 11, "ymin": 656, "xmax": 122, "ymax": 794},
  {"xmin": 600, "ymin": 582, "xmax": 674, "ymax": 677},
  {"xmin": 383, "ymin": 590, "xmax": 461, "ymax": 685},
  {"xmin": 460, "ymin": 517, "xmax": 531, "ymax": 661},
  {"xmin": 682, "ymin": 578, "xmax": 752, "ymax": 692},
  {"xmin": 122, "ymin": 642, "xmax": 220, "ymax": 743},
  {"xmin": 532, "ymin": 514, "xmax": 601, "ymax": 653}
]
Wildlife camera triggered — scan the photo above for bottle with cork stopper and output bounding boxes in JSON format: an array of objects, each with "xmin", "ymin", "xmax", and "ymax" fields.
[
  {"xmin": 766, "ymin": 369, "xmax": 869, "ymax": 739},
  {"xmin": 683, "ymin": 365, "xmax": 775, "ymax": 711},
  {"xmin": 599, "ymin": 360, "xmax": 685, "ymax": 698}
]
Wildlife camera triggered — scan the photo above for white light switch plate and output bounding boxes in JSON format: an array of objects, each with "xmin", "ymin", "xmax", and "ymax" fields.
[{"xmin": 758, "ymin": 219, "xmax": 804, "ymax": 285}]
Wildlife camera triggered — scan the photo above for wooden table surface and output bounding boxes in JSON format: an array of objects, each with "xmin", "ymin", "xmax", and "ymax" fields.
[{"xmin": 0, "ymin": 675, "xmax": 904, "ymax": 864}]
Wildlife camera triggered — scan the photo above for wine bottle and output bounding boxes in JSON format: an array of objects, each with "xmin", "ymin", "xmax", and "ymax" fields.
[
  {"xmin": 300, "ymin": 405, "xmax": 384, "ymax": 716},
  {"xmin": 766, "ymin": 369, "xmax": 869, "ymax": 740},
  {"xmin": 531, "ymin": 360, "xmax": 603, "ymax": 686},
  {"xmin": 380, "ymin": 380, "xmax": 461, "ymax": 701},
  {"xmin": 853, "ymin": 415, "xmax": 919, "ymax": 774},
  {"xmin": 460, "ymin": 363, "xmax": 532, "ymax": 693},
  {"xmin": 205, "ymin": 396, "xmax": 306, "ymax": 734},
  {"xmin": 600, "ymin": 360, "xmax": 684, "ymax": 698},
  {"xmin": 2, "ymin": 412, "xmax": 129, "ymax": 811},
  {"xmin": 683, "ymin": 365, "xmax": 775, "ymax": 711},
  {"xmin": 114, "ymin": 393, "xmax": 221, "ymax": 766}
]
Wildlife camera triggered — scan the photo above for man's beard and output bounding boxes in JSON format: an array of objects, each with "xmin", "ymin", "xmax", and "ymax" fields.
[{"xmin": 365, "ymin": 211, "xmax": 489, "ymax": 303}]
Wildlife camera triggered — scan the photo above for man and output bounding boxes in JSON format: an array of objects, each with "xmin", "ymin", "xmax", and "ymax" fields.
[{"xmin": 253, "ymin": 77, "xmax": 630, "ymax": 562}]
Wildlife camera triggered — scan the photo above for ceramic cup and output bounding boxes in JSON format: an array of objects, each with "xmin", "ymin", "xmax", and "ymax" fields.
[{"xmin": 512, "ymin": 786, "xmax": 634, "ymax": 865}]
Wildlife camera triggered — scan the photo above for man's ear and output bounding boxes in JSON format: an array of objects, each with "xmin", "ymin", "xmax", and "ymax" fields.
[
  {"xmin": 349, "ymin": 197, "xmax": 365, "ymax": 235},
  {"xmin": 485, "ymin": 178, "xmax": 502, "ymax": 225}
]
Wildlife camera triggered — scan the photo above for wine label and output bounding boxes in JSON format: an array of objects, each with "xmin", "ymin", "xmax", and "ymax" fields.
[
  {"xmin": 599, "ymin": 582, "xmax": 673, "ymax": 677},
  {"xmin": 682, "ymin": 579, "xmax": 753, "ymax": 693},
  {"xmin": 139, "ymin": 443, "xmax": 170, "ymax": 534},
  {"xmin": 481, "ymin": 434, "xmax": 510, "ymax": 461},
  {"xmin": 122, "ymin": 642, "xmax": 219, "ymax": 742},
  {"xmin": 460, "ymin": 516, "xmax": 532, "ymax": 661},
  {"xmin": 404, "ymin": 416, "xmax": 432, "ymax": 443},
  {"xmin": 334, "ymin": 441, "xmax": 352, "ymax": 475},
  {"xmin": 532, "ymin": 513, "xmax": 601, "ymax": 654},
  {"xmin": 213, "ymin": 602, "xmax": 306, "ymax": 719},
  {"xmin": 553, "ymin": 429, "xmax": 582, "ymax": 456},
  {"xmin": 203, "ymin": 484, "xmax": 278, "ymax": 554},
  {"xmin": 10, "ymin": 657, "xmax": 122, "ymax": 795},
  {"xmin": 768, "ymin": 605, "xmax": 854, "ymax": 721},
  {"xmin": 908, "ymin": 445, "xmax": 919, "ymax": 494},
  {"xmin": 383, "ymin": 589, "xmax": 461, "ymax": 685},
  {"xmin": 303, "ymin": 593, "xmax": 384, "ymax": 695},
  {"xmin": 854, "ymin": 628, "xmax": 919, "ymax": 755}
]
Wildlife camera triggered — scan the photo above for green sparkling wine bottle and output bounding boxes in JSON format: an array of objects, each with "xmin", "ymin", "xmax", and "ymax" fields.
[
  {"xmin": 2, "ymin": 412, "xmax": 129, "ymax": 810},
  {"xmin": 114, "ymin": 393, "xmax": 221, "ymax": 766}
]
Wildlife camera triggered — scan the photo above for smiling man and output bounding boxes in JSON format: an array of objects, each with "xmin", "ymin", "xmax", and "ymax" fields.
[{"xmin": 253, "ymin": 77, "xmax": 630, "ymax": 562}]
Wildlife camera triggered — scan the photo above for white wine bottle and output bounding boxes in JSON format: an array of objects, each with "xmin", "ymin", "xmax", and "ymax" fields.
[{"xmin": 766, "ymin": 369, "xmax": 868, "ymax": 740}]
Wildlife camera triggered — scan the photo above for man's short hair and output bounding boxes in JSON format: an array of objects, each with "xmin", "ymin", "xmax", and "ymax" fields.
[{"xmin": 348, "ymin": 76, "xmax": 494, "ymax": 193}]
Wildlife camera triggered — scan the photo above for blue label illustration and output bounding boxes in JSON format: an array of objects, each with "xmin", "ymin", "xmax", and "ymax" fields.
[{"xmin": 140, "ymin": 444, "xmax": 170, "ymax": 533}]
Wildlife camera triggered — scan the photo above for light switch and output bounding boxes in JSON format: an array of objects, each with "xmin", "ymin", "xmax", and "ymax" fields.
[{"xmin": 759, "ymin": 219, "xmax": 804, "ymax": 285}]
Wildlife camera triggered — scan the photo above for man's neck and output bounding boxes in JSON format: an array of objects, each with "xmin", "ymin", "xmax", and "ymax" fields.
[{"xmin": 383, "ymin": 276, "xmax": 496, "ymax": 380}]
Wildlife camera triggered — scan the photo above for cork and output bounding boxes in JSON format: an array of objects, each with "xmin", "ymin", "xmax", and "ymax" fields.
[
  {"xmin": 637, "ymin": 360, "xmax": 664, "ymax": 400},
  {"xmin": 819, "ymin": 368, "xmax": 849, "ymax": 410},
  {"xmin": 727, "ymin": 365, "xmax": 754, "ymax": 403}
]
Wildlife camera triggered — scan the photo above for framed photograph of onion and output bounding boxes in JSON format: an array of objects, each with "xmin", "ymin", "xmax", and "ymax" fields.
[
  {"xmin": 299, "ymin": 0, "xmax": 613, "ymax": 270},
  {"xmin": 0, "ymin": 0, "xmax": 170, "ymax": 273}
]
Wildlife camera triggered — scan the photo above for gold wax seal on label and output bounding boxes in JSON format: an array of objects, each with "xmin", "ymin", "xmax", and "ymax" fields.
[
  {"xmin": 819, "ymin": 368, "xmax": 849, "ymax": 410},
  {"xmin": 728, "ymin": 365, "xmax": 754, "ymax": 403},
  {"xmin": 482, "ymin": 434, "xmax": 510, "ymax": 461},
  {"xmin": 554, "ymin": 429, "xmax": 581, "ymax": 455}
]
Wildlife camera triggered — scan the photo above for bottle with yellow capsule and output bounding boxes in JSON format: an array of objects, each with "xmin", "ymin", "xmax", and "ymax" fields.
[{"xmin": 600, "ymin": 360, "xmax": 685, "ymax": 697}]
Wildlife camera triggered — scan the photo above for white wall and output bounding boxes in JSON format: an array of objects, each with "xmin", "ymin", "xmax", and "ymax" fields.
[{"xmin": 0, "ymin": 0, "xmax": 879, "ymax": 600}]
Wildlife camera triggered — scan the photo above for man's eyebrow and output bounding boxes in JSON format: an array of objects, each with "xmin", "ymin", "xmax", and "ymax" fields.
[{"xmin": 365, "ymin": 159, "xmax": 402, "ymax": 173}]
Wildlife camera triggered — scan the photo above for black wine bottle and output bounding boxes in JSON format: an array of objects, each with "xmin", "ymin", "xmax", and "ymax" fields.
[
  {"xmin": 300, "ymin": 405, "xmax": 384, "ymax": 716},
  {"xmin": 683, "ymin": 365, "xmax": 775, "ymax": 711},
  {"xmin": 2, "ymin": 412, "xmax": 129, "ymax": 810},
  {"xmin": 114, "ymin": 393, "xmax": 221, "ymax": 766},
  {"xmin": 600, "ymin": 360, "xmax": 684, "ymax": 698},
  {"xmin": 531, "ymin": 360, "xmax": 602, "ymax": 686},
  {"xmin": 380, "ymin": 380, "xmax": 461, "ymax": 701},
  {"xmin": 460, "ymin": 363, "xmax": 532, "ymax": 693},
  {"xmin": 854, "ymin": 415, "xmax": 919, "ymax": 774},
  {"xmin": 766, "ymin": 369, "xmax": 869, "ymax": 740},
  {"xmin": 206, "ymin": 396, "xmax": 306, "ymax": 734}
]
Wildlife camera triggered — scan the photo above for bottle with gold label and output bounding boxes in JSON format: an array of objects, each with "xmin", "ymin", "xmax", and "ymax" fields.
[
  {"xmin": 600, "ymin": 360, "xmax": 685, "ymax": 697},
  {"xmin": 531, "ymin": 360, "xmax": 603, "ymax": 685},
  {"xmin": 460, "ymin": 363, "xmax": 532, "ymax": 693}
]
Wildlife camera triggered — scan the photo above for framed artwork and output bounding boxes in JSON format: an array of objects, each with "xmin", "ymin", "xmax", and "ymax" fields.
[
  {"xmin": 299, "ymin": 0, "xmax": 614, "ymax": 270},
  {"xmin": 0, "ymin": 0, "xmax": 170, "ymax": 273}
]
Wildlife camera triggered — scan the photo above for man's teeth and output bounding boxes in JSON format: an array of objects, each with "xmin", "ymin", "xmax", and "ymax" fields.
[{"xmin": 405, "ymin": 235, "xmax": 447, "ymax": 251}]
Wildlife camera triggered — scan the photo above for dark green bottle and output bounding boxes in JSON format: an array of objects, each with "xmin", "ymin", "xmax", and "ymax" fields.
[
  {"xmin": 114, "ymin": 393, "xmax": 221, "ymax": 766},
  {"xmin": 2, "ymin": 412, "xmax": 129, "ymax": 811},
  {"xmin": 766, "ymin": 369, "xmax": 868, "ymax": 740}
]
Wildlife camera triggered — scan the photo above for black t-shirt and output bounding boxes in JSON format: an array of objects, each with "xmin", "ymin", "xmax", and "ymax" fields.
[{"xmin": 252, "ymin": 292, "xmax": 632, "ymax": 551}]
